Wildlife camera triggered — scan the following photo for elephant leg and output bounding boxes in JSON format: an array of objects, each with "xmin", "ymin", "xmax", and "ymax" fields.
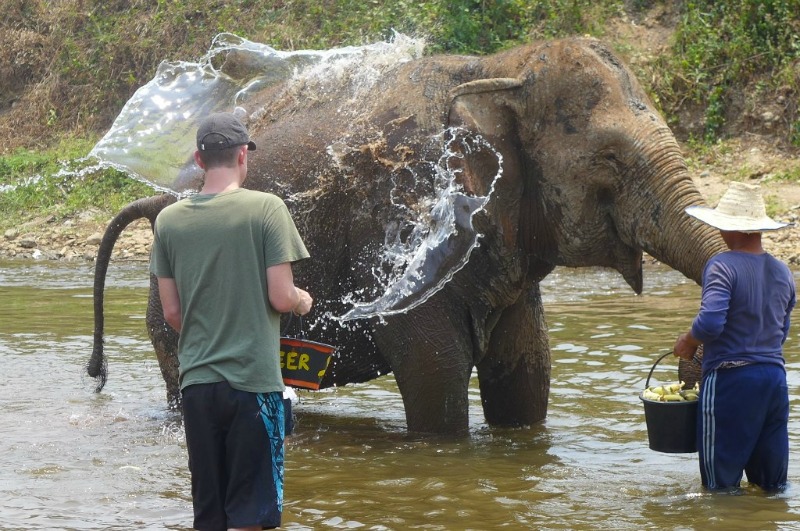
[
  {"xmin": 146, "ymin": 274, "xmax": 181, "ymax": 408},
  {"xmin": 374, "ymin": 303, "xmax": 474, "ymax": 435},
  {"xmin": 477, "ymin": 283, "xmax": 550, "ymax": 426}
]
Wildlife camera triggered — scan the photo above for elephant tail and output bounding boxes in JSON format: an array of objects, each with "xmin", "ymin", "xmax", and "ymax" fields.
[{"xmin": 87, "ymin": 193, "xmax": 177, "ymax": 392}]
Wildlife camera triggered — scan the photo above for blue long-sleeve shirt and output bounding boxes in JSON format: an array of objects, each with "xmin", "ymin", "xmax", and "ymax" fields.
[{"xmin": 692, "ymin": 251, "xmax": 796, "ymax": 377}]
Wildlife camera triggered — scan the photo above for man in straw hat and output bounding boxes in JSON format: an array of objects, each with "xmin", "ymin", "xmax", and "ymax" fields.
[
  {"xmin": 674, "ymin": 181, "xmax": 795, "ymax": 491},
  {"xmin": 151, "ymin": 112, "xmax": 313, "ymax": 529}
]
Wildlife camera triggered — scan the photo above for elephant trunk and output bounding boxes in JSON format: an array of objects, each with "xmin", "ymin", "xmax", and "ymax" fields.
[
  {"xmin": 623, "ymin": 130, "xmax": 727, "ymax": 285},
  {"xmin": 87, "ymin": 193, "xmax": 176, "ymax": 391}
]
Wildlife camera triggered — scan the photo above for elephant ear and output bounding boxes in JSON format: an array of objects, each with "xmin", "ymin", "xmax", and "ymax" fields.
[
  {"xmin": 447, "ymin": 77, "xmax": 525, "ymax": 246},
  {"xmin": 447, "ymin": 77, "xmax": 523, "ymax": 144},
  {"xmin": 340, "ymin": 79, "xmax": 525, "ymax": 322}
]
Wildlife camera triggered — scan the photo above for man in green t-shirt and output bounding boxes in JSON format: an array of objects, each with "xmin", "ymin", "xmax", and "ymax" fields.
[{"xmin": 150, "ymin": 112, "xmax": 312, "ymax": 530}]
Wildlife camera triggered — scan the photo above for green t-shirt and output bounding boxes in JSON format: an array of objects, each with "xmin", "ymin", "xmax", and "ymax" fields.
[{"xmin": 150, "ymin": 188, "xmax": 309, "ymax": 393}]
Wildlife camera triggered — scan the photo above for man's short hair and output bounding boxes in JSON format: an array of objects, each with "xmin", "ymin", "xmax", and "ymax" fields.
[{"xmin": 198, "ymin": 146, "xmax": 241, "ymax": 169}]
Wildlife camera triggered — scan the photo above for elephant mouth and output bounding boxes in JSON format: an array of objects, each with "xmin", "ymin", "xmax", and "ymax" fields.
[
  {"xmin": 605, "ymin": 208, "xmax": 643, "ymax": 294},
  {"xmin": 614, "ymin": 241, "xmax": 644, "ymax": 295},
  {"xmin": 606, "ymin": 218, "xmax": 644, "ymax": 295}
]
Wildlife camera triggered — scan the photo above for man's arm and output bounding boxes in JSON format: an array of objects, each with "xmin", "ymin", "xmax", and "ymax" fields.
[
  {"xmin": 266, "ymin": 262, "xmax": 312, "ymax": 315},
  {"xmin": 157, "ymin": 276, "xmax": 182, "ymax": 332}
]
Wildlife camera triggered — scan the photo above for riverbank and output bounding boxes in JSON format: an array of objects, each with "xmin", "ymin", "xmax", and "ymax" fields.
[
  {"xmin": 2, "ymin": 139, "xmax": 799, "ymax": 266},
  {"xmin": 1, "ymin": 213, "xmax": 153, "ymax": 262},
  {"xmin": 1, "ymin": 196, "xmax": 798, "ymax": 267}
]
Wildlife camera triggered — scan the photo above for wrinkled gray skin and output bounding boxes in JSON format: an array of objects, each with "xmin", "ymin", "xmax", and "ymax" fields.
[{"xmin": 88, "ymin": 37, "xmax": 726, "ymax": 434}]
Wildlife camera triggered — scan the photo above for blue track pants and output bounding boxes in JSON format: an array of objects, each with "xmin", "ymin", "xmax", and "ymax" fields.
[{"xmin": 698, "ymin": 363, "xmax": 788, "ymax": 491}]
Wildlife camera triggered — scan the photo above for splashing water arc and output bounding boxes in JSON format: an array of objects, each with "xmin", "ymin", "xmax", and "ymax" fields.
[
  {"xmin": 89, "ymin": 32, "xmax": 424, "ymax": 193},
  {"xmin": 340, "ymin": 133, "xmax": 503, "ymax": 321},
  {"xmin": 89, "ymin": 33, "xmax": 503, "ymax": 320}
]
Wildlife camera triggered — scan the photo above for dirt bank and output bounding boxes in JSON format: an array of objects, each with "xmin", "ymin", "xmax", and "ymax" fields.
[
  {"xmin": 1, "ymin": 214, "xmax": 153, "ymax": 262},
  {"xmin": 686, "ymin": 137, "xmax": 800, "ymax": 266},
  {"xmin": 2, "ymin": 136, "xmax": 799, "ymax": 268}
]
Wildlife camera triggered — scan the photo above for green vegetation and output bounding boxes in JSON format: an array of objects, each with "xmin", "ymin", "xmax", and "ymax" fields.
[
  {"xmin": 0, "ymin": 141, "xmax": 153, "ymax": 229},
  {"xmin": 652, "ymin": 0, "xmax": 800, "ymax": 143},
  {"xmin": 764, "ymin": 194, "xmax": 782, "ymax": 218},
  {"xmin": 0, "ymin": 138, "xmax": 103, "ymax": 188},
  {"xmin": 764, "ymin": 166, "xmax": 800, "ymax": 183},
  {"xmin": 0, "ymin": 0, "xmax": 798, "ymax": 225},
  {"xmin": 2, "ymin": 0, "xmax": 630, "ymax": 151}
]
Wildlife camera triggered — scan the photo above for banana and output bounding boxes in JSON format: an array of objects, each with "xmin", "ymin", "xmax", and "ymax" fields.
[
  {"xmin": 666, "ymin": 382, "xmax": 683, "ymax": 394},
  {"xmin": 642, "ymin": 389, "xmax": 662, "ymax": 401},
  {"xmin": 662, "ymin": 393, "xmax": 685, "ymax": 401},
  {"xmin": 642, "ymin": 381, "xmax": 700, "ymax": 402}
]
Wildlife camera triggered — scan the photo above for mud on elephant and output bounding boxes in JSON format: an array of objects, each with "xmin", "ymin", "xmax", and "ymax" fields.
[{"xmin": 88, "ymin": 37, "xmax": 725, "ymax": 434}]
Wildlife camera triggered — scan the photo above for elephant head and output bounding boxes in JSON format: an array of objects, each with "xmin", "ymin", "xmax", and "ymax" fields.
[
  {"xmin": 442, "ymin": 40, "xmax": 722, "ymax": 293},
  {"xmin": 89, "ymin": 37, "xmax": 725, "ymax": 434}
]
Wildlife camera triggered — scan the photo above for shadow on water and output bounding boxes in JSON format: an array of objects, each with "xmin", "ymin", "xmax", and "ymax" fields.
[{"xmin": 2, "ymin": 259, "xmax": 800, "ymax": 529}]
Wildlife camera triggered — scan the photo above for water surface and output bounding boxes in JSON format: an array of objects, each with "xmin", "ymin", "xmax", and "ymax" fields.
[{"xmin": 1, "ymin": 259, "xmax": 799, "ymax": 530}]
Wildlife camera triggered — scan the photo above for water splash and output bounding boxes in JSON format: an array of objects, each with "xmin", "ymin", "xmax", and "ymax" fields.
[
  {"xmin": 339, "ymin": 130, "xmax": 503, "ymax": 321},
  {"xmin": 88, "ymin": 32, "xmax": 424, "ymax": 193}
]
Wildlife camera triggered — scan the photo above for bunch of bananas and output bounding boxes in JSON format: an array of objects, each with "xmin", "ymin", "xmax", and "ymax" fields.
[{"xmin": 642, "ymin": 381, "xmax": 699, "ymax": 402}]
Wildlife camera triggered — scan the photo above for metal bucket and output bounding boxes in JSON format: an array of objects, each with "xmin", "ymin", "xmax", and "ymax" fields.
[{"xmin": 640, "ymin": 351, "xmax": 698, "ymax": 454}]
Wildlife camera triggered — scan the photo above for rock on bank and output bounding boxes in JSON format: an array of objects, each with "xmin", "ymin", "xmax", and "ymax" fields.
[{"xmin": 1, "ymin": 213, "xmax": 152, "ymax": 262}]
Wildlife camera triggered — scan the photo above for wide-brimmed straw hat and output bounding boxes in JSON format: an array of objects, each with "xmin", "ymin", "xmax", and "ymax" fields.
[{"xmin": 685, "ymin": 181, "xmax": 792, "ymax": 232}]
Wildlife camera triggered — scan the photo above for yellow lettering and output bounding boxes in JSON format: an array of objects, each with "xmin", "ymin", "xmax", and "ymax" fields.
[
  {"xmin": 298, "ymin": 354, "xmax": 310, "ymax": 371},
  {"xmin": 281, "ymin": 349, "xmax": 313, "ymax": 373}
]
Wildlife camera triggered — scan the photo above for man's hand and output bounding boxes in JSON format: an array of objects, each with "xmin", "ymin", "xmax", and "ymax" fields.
[
  {"xmin": 267, "ymin": 263, "xmax": 312, "ymax": 314},
  {"xmin": 293, "ymin": 288, "xmax": 313, "ymax": 316},
  {"xmin": 673, "ymin": 331, "xmax": 701, "ymax": 361}
]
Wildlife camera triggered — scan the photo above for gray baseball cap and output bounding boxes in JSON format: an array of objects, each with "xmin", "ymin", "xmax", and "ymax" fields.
[{"xmin": 196, "ymin": 112, "xmax": 257, "ymax": 151}]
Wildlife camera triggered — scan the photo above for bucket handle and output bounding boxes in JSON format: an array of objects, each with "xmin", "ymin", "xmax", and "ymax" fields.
[
  {"xmin": 644, "ymin": 351, "xmax": 676, "ymax": 389},
  {"xmin": 645, "ymin": 349, "xmax": 702, "ymax": 389},
  {"xmin": 281, "ymin": 313, "xmax": 306, "ymax": 339}
]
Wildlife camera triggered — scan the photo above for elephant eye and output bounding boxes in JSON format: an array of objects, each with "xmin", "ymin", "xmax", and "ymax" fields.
[
  {"xmin": 596, "ymin": 151, "xmax": 621, "ymax": 173},
  {"xmin": 603, "ymin": 152, "xmax": 619, "ymax": 164}
]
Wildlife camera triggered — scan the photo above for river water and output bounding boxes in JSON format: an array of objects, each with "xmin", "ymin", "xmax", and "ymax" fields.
[{"xmin": 1, "ymin": 258, "xmax": 799, "ymax": 530}]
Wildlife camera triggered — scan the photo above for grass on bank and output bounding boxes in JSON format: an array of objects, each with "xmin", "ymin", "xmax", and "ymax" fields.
[{"xmin": 0, "ymin": 140, "xmax": 154, "ymax": 231}]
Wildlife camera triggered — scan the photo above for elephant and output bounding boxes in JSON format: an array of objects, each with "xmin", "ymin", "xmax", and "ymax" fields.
[{"xmin": 88, "ymin": 37, "xmax": 726, "ymax": 434}]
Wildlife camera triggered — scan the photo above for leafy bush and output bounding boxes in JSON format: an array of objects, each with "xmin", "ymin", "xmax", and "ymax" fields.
[{"xmin": 655, "ymin": 0, "xmax": 800, "ymax": 142}]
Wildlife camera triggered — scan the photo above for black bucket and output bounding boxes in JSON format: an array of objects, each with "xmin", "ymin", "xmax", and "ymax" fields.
[
  {"xmin": 279, "ymin": 315, "xmax": 336, "ymax": 390},
  {"xmin": 640, "ymin": 351, "xmax": 698, "ymax": 454},
  {"xmin": 279, "ymin": 336, "xmax": 334, "ymax": 390}
]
